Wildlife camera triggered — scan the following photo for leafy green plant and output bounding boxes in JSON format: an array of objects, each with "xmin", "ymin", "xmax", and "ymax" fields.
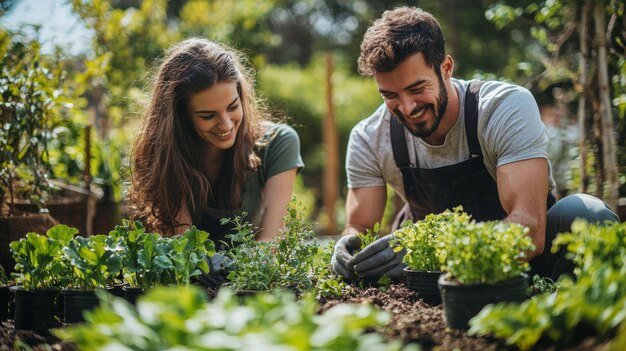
[
  {"xmin": 393, "ymin": 208, "xmax": 471, "ymax": 272},
  {"xmin": 469, "ymin": 221, "xmax": 626, "ymax": 350},
  {"xmin": 437, "ymin": 216, "xmax": 533, "ymax": 284},
  {"xmin": 471, "ymin": 263, "xmax": 626, "ymax": 350},
  {"xmin": 61, "ymin": 234, "xmax": 123, "ymax": 290},
  {"xmin": 10, "ymin": 224, "xmax": 77, "ymax": 290},
  {"xmin": 376, "ymin": 275, "xmax": 392, "ymax": 292},
  {"xmin": 109, "ymin": 220, "xmax": 214, "ymax": 289},
  {"xmin": 109, "ymin": 219, "xmax": 146, "ymax": 287},
  {"xmin": 167, "ymin": 227, "xmax": 214, "ymax": 285},
  {"xmin": 552, "ymin": 219, "xmax": 626, "ymax": 276},
  {"xmin": 55, "ymin": 285, "xmax": 416, "ymax": 351}
]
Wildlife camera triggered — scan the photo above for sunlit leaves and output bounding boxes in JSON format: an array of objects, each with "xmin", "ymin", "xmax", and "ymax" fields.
[
  {"xmin": 437, "ymin": 210, "xmax": 533, "ymax": 284},
  {"xmin": 470, "ymin": 221, "xmax": 626, "ymax": 350},
  {"xmin": 56, "ymin": 285, "xmax": 413, "ymax": 351}
]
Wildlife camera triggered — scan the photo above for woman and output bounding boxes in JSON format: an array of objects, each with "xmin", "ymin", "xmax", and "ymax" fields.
[{"xmin": 129, "ymin": 38, "xmax": 304, "ymax": 247}]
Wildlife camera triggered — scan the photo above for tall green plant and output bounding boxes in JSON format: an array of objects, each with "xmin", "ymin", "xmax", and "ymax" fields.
[{"xmin": 0, "ymin": 31, "xmax": 68, "ymax": 212}]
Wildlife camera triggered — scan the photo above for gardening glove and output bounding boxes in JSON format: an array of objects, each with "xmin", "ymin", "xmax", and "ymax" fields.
[
  {"xmin": 197, "ymin": 252, "xmax": 233, "ymax": 289},
  {"xmin": 350, "ymin": 234, "xmax": 406, "ymax": 280},
  {"xmin": 331, "ymin": 234, "xmax": 362, "ymax": 281}
]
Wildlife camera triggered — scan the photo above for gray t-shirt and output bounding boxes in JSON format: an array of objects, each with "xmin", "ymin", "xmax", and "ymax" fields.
[{"xmin": 346, "ymin": 78, "xmax": 556, "ymax": 203}]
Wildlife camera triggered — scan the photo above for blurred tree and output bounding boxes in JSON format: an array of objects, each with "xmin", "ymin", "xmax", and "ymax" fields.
[{"xmin": 487, "ymin": 0, "xmax": 624, "ymax": 208}]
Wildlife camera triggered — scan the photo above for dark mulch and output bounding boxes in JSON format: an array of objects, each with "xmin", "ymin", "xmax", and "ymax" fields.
[
  {"xmin": 318, "ymin": 284, "xmax": 510, "ymax": 351},
  {"xmin": 0, "ymin": 321, "xmax": 73, "ymax": 351}
]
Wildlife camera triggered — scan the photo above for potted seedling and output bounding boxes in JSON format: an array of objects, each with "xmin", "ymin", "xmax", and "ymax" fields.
[
  {"xmin": 122, "ymin": 232, "xmax": 166, "ymax": 303},
  {"xmin": 60, "ymin": 234, "xmax": 123, "ymax": 323},
  {"xmin": 9, "ymin": 224, "xmax": 76, "ymax": 332},
  {"xmin": 168, "ymin": 227, "xmax": 214, "ymax": 286},
  {"xmin": 437, "ymin": 219, "xmax": 534, "ymax": 329},
  {"xmin": 393, "ymin": 208, "xmax": 471, "ymax": 305}
]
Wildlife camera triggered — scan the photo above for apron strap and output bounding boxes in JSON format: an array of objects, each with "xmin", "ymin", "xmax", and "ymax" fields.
[
  {"xmin": 390, "ymin": 115, "xmax": 412, "ymax": 168},
  {"xmin": 464, "ymin": 80, "xmax": 485, "ymax": 157}
]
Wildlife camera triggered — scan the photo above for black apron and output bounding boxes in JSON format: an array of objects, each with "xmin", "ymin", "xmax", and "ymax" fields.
[
  {"xmin": 197, "ymin": 169, "xmax": 263, "ymax": 251},
  {"xmin": 391, "ymin": 80, "xmax": 555, "ymax": 228}
]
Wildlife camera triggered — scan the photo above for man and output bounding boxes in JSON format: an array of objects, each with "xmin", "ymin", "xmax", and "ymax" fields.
[{"xmin": 331, "ymin": 7, "xmax": 618, "ymax": 282}]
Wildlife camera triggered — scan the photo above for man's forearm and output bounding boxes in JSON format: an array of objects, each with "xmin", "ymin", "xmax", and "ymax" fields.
[{"xmin": 503, "ymin": 212, "xmax": 546, "ymax": 261}]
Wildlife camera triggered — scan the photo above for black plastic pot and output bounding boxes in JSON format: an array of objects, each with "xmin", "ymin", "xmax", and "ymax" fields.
[
  {"xmin": 11, "ymin": 286, "xmax": 59, "ymax": 333},
  {"xmin": 438, "ymin": 273, "xmax": 528, "ymax": 330},
  {"xmin": 404, "ymin": 268, "xmax": 443, "ymax": 305},
  {"xmin": 122, "ymin": 286, "xmax": 144, "ymax": 304},
  {"xmin": 0, "ymin": 285, "xmax": 9, "ymax": 322},
  {"xmin": 107, "ymin": 284, "xmax": 125, "ymax": 299},
  {"xmin": 62, "ymin": 289, "xmax": 100, "ymax": 324}
]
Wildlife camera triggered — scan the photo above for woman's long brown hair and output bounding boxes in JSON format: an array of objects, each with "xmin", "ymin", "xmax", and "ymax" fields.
[{"xmin": 129, "ymin": 38, "xmax": 267, "ymax": 235}]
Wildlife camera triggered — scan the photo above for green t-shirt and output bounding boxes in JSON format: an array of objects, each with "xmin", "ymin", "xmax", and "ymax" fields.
[{"xmin": 201, "ymin": 122, "xmax": 304, "ymax": 242}]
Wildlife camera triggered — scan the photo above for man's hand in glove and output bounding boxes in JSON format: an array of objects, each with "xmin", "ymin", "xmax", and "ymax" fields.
[
  {"xmin": 197, "ymin": 252, "xmax": 233, "ymax": 289},
  {"xmin": 330, "ymin": 234, "xmax": 362, "ymax": 281},
  {"xmin": 350, "ymin": 234, "xmax": 405, "ymax": 279}
]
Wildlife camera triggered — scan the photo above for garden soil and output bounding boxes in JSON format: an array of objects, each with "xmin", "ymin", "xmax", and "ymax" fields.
[{"xmin": 0, "ymin": 284, "xmax": 610, "ymax": 350}]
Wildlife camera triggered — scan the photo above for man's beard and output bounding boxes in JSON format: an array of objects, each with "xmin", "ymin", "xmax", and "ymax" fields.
[{"xmin": 394, "ymin": 75, "xmax": 448, "ymax": 138}]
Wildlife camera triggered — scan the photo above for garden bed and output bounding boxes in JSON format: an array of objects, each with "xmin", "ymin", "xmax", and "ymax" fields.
[{"xmin": 0, "ymin": 283, "xmax": 609, "ymax": 351}]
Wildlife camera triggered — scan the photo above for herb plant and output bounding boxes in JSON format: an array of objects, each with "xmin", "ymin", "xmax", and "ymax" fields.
[
  {"xmin": 226, "ymin": 200, "xmax": 319, "ymax": 293},
  {"xmin": 56, "ymin": 285, "xmax": 416, "ymax": 351},
  {"xmin": 469, "ymin": 221, "xmax": 626, "ymax": 350},
  {"xmin": 10, "ymin": 224, "xmax": 77, "ymax": 290},
  {"xmin": 225, "ymin": 215, "xmax": 277, "ymax": 291},
  {"xmin": 437, "ymin": 218, "xmax": 533, "ymax": 284},
  {"xmin": 393, "ymin": 207, "xmax": 471, "ymax": 272}
]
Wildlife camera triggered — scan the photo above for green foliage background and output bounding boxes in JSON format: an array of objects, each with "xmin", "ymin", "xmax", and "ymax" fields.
[{"xmin": 1, "ymin": 0, "xmax": 624, "ymax": 229}]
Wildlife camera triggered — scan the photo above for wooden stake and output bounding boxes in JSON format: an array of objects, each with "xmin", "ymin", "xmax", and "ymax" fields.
[{"xmin": 323, "ymin": 53, "xmax": 339, "ymax": 235}]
